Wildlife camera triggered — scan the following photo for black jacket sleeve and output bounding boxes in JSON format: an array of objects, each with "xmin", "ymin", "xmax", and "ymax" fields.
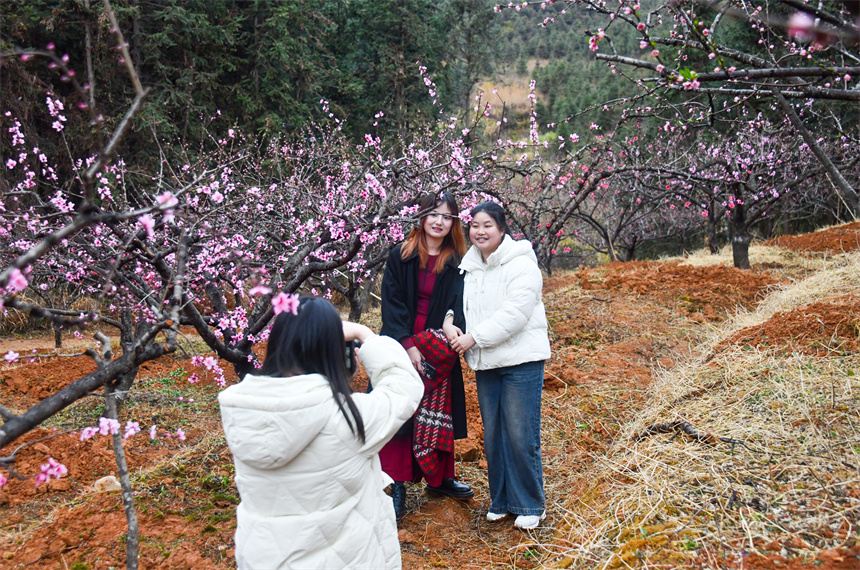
[
  {"xmin": 449, "ymin": 266, "xmax": 466, "ymax": 331},
  {"xmin": 380, "ymin": 245, "xmax": 413, "ymax": 342}
]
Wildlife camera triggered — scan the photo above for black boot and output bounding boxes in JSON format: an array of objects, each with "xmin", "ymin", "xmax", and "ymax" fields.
[
  {"xmin": 426, "ymin": 478, "xmax": 474, "ymax": 500},
  {"xmin": 391, "ymin": 481, "xmax": 406, "ymax": 523}
]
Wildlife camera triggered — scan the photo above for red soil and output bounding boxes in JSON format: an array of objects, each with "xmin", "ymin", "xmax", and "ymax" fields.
[
  {"xmin": 1, "ymin": 225, "xmax": 858, "ymax": 569},
  {"xmin": 767, "ymin": 221, "xmax": 860, "ymax": 254}
]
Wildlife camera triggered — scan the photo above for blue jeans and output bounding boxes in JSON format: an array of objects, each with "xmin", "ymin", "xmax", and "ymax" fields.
[{"xmin": 476, "ymin": 360, "xmax": 545, "ymax": 516}]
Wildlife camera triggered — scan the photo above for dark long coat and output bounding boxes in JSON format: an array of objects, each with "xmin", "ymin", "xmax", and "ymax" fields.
[{"xmin": 378, "ymin": 243, "xmax": 468, "ymax": 439}]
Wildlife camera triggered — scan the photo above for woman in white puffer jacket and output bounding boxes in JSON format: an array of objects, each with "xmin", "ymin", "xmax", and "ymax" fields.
[
  {"xmin": 219, "ymin": 296, "xmax": 423, "ymax": 569},
  {"xmin": 448, "ymin": 202, "xmax": 551, "ymax": 530}
]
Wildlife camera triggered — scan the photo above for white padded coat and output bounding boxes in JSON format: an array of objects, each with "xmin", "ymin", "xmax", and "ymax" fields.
[
  {"xmin": 218, "ymin": 334, "xmax": 423, "ymax": 570},
  {"xmin": 459, "ymin": 235, "xmax": 551, "ymax": 371}
]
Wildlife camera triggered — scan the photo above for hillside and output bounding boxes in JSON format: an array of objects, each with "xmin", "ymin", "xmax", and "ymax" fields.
[{"xmin": 0, "ymin": 223, "xmax": 859, "ymax": 569}]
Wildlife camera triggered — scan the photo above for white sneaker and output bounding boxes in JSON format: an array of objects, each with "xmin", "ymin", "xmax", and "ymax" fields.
[
  {"xmin": 514, "ymin": 511, "xmax": 546, "ymax": 529},
  {"xmin": 486, "ymin": 511, "xmax": 508, "ymax": 522}
]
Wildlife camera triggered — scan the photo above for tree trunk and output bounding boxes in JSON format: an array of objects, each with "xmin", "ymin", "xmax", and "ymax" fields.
[
  {"xmin": 105, "ymin": 387, "xmax": 139, "ymax": 570},
  {"xmin": 53, "ymin": 321, "xmax": 62, "ymax": 349},
  {"xmin": 83, "ymin": 0, "xmax": 96, "ymax": 109},
  {"xmin": 770, "ymin": 85, "xmax": 859, "ymax": 217},
  {"xmin": 347, "ymin": 279, "xmax": 363, "ymax": 322},
  {"xmin": 731, "ymin": 203, "xmax": 751, "ymax": 269},
  {"xmin": 705, "ymin": 211, "xmax": 718, "ymax": 254},
  {"xmin": 606, "ymin": 239, "xmax": 619, "ymax": 262}
]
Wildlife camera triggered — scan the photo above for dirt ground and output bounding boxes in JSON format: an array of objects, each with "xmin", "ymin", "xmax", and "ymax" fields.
[{"xmin": 1, "ymin": 222, "xmax": 858, "ymax": 569}]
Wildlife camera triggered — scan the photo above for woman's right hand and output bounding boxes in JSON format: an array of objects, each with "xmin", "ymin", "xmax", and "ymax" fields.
[
  {"xmin": 405, "ymin": 346, "xmax": 423, "ymax": 374},
  {"xmin": 343, "ymin": 321, "xmax": 373, "ymax": 343},
  {"xmin": 442, "ymin": 322, "xmax": 463, "ymax": 345}
]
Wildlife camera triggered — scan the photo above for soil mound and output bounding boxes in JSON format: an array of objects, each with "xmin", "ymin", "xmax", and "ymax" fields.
[
  {"xmin": 716, "ymin": 294, "xmax": 860, "ymax": 356},
  {"xmin": 767, "ymin": 221, "xmax": 860, "ymax": 253},
  {"xmin": 577, "ymin": 260, "xmax": 779, "ymax": 318}
]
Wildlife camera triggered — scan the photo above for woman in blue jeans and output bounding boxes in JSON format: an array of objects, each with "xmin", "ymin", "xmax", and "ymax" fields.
[{"xmin": 448, "ymin": 202, "xmax": 551, "ymax": 530}]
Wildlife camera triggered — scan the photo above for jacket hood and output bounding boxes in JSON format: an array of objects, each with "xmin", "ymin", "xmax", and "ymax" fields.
[
  {"xmin": 460, "ymin": 235, "xmax": 537, "ymax": 272},
  {"xmin": 218, "ymin": 373, "xmax": 333, "ymax": 470}
]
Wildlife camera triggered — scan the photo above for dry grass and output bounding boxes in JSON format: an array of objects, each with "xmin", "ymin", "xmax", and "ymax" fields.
[{"xmin": 545, "ymin": 251, "xmax": 860, "ymax": 568}]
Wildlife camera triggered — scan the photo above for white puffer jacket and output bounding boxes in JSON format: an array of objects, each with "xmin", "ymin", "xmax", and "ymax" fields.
[
  {"xmin": 459, "ymin": 235, "xmax": 551, "ymax": 371},
  {"xmin": 218, "ymin": 335, "xmax": 423, "ymax": 570}
]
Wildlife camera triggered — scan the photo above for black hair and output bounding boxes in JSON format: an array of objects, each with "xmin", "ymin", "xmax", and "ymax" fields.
[
  {"xmin": 469, "ymin": 201, "xmax": 510, "ymax": 235},
  {"xmin": 260, "ymin": 296, "xmax": 366, "ymax": 443},
  {"xmin": 417, "ymin": 191, "xmax": 460, "ymax": 219}
]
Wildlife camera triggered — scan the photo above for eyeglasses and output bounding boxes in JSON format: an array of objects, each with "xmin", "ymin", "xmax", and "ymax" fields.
[{"xmin": 425, "ymin": 213, "xmax": 459, "ymax": 221}]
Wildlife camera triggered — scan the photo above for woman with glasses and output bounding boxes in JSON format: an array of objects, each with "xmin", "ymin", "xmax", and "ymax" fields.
[{"xmin": 378, "ymin": 191, "xmax": 474, "ymax": 523}]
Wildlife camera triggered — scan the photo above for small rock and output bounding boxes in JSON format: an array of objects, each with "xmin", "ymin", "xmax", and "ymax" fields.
[
  {"xmin": 93, "ymin": 475, "xmax": 121, "ymax": 493},
  {"xmin": 478, "ymin": 459, "xmax": 488, "ymax": 470},
  {"xmin": 398, "ymin": 529, "xmax": 416, "ymax": 543},
  {"xmin": 33, "ymin": 443, "xmax": 51, "ymax": 454},
  {"xmin": 689, "ymin": 312, "xmax": 706, "ymax": 323},
  {"xmin": 455, "ymin": 440, "xmax": 481, "ymax": 462}
]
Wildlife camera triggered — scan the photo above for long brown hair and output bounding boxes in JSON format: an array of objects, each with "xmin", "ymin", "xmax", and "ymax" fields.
[{"xmin": 400, "ymin": 192, "xmax": 466, "ymax": 273}]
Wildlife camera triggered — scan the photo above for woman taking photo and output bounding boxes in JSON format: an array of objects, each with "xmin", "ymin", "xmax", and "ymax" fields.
[
  {"xmin": 449, "ymin": 201, "xmax": 551, "ymax": 530},
  {"xmin": 379, "ymin": 191, "xmax": 473, "ymax": 522},
  {"xmin": 219, "ymin": 296, "xmax": 423, "ymax": 569}
]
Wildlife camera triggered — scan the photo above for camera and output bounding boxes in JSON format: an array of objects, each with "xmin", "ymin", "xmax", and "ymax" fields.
[{"xmin": 345, "ymin": 340, "xmax": 361, "ymax": 376}]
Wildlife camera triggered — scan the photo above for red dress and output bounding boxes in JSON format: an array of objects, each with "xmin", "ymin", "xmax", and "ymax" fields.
[{"xmin": 378, "ymin": 255, "xmax": 455, "ymax": 486}]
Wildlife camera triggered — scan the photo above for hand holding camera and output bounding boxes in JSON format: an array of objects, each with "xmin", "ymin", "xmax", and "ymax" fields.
[{"xmin": 342, "ymin": 321, "xmax": 372, "ymax": 377}]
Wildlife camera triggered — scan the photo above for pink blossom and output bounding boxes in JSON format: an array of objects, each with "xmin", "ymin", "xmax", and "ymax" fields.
[
  {"xmin": 787, "ymin": 12, "xmax": 815, "ymax": 42},
  {"xmin": 7, "ymin": 268, "xmax": 28, "ymax": 293},
  {"xmin": 35, "ymin": 458, "xmax": 67, "ymax": 486},
  {"xmin": 202, "ymin": 356, "xmax": 218, "ymax": 370},
  {"xmin": 175, "ymin": 428, "xmax": 186, "ymax": 441},
  {"xmin": 249, "ymin": 285, "xmax": 272, "ymax": 296},
  {"xmin": 4, "ymin": 351, "xmax": 19, "ymax": 364},
  {"xmin": 0, "ymin": 473, "xmax": 6, "ymax": 487},
  {"xmin": 272, "ymin": 292, "xmax": 300, "ymax": 315},
  {"xmin": 651, "ymin": 50, "xmax": 659, "ymax": 57},
  {"xmin": 211, "ymin": 191, "xmax": 224, "ymax": 203},
  {"xmin": 79, "ymin": 426, "xmax": 99, "ymax": 441},
  {"xmin": 155, "ymin": 191, "xmax": 178, "ymax": 208},
  {"xmin": 138, "ymin": 214, "xmax": 155, "ymax": 239},
  {"xmin": 637, "ymin": 23, "xmax": 645, "ymax": 31},
  {"xmin": 640, "ymin": 40, "xmax": 648, "ymax": 49},
  {"xmin": 6, "ymin": 158, "xmax": 16, "ymax": 169},
  {"xmin": 149, "ymin": 425, "xmax": 157, "ymax": 439},
  {"xmin": 123, "ymin": 421, "xmax": 141, "ymax": 440},
  {"xmin": 656, "ymin": 64, "xmax": 665, "ymax": 73},
  {"xmin": 98, "ymin": 417, "xmax": 121, "ymax": 436}
]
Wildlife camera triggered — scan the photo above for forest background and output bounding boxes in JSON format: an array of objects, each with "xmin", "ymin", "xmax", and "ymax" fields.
[{"xmin": 5, "ymin": 0, "xmax": 856, "ymax": 271}]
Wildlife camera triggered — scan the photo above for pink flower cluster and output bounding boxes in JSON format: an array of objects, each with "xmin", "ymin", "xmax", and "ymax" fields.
[
  {"xmin": 272, "ymin": 292, "xmax": 300, "ymax": 316},
  {"xmin": 34, "ymin": 457, "xmax": 67, "ymax": 486}
]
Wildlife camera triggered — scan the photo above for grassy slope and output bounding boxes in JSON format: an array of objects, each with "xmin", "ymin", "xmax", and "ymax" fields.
[{"xmin": 547, "ymin": 243, "xmax": 860, "ymax": 568}]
